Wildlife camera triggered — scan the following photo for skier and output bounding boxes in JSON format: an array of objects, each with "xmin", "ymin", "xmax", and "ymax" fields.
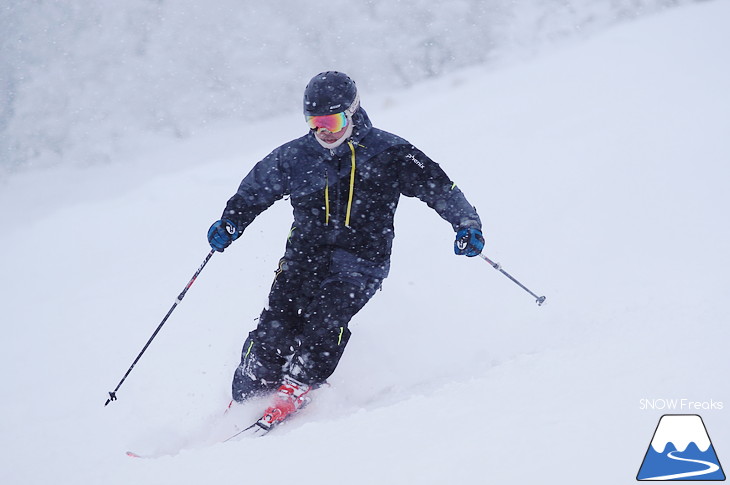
[{"xmin": 208, "ymin": 71, "xmax": 484, "ymax": 429}]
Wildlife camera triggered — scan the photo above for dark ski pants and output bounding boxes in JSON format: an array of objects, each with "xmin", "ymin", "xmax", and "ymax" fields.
[{"xmin": 232, "ymin": 251, "xmax": 383, "ymax": 402}]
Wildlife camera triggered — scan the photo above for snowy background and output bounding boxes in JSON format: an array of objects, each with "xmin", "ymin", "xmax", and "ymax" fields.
[
  {"xmin": 1, "ymin": 1, "xmax": 729, "ymax": 484},
  {"xmin": 2, "ymin": 0, "xmax": 688, "ymax": 173}
]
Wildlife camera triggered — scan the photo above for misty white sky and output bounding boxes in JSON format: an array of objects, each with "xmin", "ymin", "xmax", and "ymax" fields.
[{"xmin": 0, "ymin": 0, "xmax": 688, "ymax": 174}]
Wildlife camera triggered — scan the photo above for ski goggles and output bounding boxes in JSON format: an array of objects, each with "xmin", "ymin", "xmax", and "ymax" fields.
[{"xmin": 306, "ymin": 112, "xmax": 348, "ymax": 133}]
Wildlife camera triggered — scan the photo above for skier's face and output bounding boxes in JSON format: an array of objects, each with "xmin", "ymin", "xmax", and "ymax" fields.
[
  {"xmin": 314, "ymin": 125, "xmax": 348, "ymax": 145},
  {"xmin": 307, "ymin": 111, "xmax": 350, "ymax": 145}
]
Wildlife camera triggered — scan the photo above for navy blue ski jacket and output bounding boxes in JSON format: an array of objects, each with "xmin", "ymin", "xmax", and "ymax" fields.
[{"xmin": 222, "ymin": 107, "xmax": 481, "ymax": 280}]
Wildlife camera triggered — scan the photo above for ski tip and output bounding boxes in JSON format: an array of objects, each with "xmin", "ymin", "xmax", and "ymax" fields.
[{"xmin": 126, "ymin": 451, "xmax": 144, "ymax": 458}]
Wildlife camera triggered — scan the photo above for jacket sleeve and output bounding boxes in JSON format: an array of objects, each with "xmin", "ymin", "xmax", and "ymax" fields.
[
  {"xmin": 397, "ymin": 145, "xmax": 481, "ymax": 231},
  {"xmin": 221, "ymin": 148, "xmax": 290, "ymax": 234}
]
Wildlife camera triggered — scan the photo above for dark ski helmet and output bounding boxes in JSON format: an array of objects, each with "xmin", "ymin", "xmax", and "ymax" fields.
[{"xmin": 303, "ymin": 71, "xmax": 360, "ymax": 117}]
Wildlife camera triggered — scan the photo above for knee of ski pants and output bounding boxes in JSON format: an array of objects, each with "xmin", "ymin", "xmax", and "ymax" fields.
[
  {"xmin": 302, "ymin": 318, "xmax": 353, "ymax": 350},
  {"xmin": 249, "ymin": 302, "xmax": 304, "ymax": 348},
  {"xmin": 290, "ymin": 326, "xmax": 352, "ymax": 385},
  {"xmin": 297, "ymin": 272, "xmax": 380, "ymax": 355},
  {"xmin": 313, "ymin": 274, "xmax": 382, "ymax": 324}
]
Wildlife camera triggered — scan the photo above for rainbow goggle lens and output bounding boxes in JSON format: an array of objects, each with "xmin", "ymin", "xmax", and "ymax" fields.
[{"xmin": 306, "ymin": 112, "xmax": 348, "ymax": 133}]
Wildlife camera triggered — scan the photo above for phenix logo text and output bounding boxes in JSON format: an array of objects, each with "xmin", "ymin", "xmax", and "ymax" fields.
[{"xmin": 639, "ymin": 398, "xmax": 724, "ymax": 411}]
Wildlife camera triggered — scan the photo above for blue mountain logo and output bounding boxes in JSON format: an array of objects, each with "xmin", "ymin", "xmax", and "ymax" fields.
[{"xmin": 637, "ymin": 414, "xmax": 725, "ymax": 481}]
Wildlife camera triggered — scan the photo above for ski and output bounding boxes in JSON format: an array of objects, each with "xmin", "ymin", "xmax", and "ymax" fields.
[
  {"xmin": 127, "ymin": 381, "xmax": 313, "ymax": 456},
  {"xmin": 126, "ymin": 450, "xmax": 156, "ymax": 459},
  {"xmin": 222, "ymin": 420, "xmax": 272, "ymax": 441},
  {"xmin": 127, "ymin": 401, "xmax": 310, "ymax": 457},
  {"xmin": 223, "ymin": 395, "xmax": 311, "ymax": 441}
]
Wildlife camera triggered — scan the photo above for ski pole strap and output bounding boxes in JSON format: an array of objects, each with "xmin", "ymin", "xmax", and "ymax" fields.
[{"xmin": 478, "ymin": 253, "xmax": 546, "ymax": 306}]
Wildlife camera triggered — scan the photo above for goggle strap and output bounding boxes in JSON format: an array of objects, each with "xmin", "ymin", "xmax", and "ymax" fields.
[{"xmin": 345, "ymin": 92, "xmax": 360, "ymax": 117}]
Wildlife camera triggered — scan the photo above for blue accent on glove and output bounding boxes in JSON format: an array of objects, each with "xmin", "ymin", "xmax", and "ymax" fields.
[
  {"xmin": 454, "ymin": 227, "xmax": 484, "ymax": 257},
  {"xmin": 207, "ymin": 219, "xmax": 240, "ymax": 252}
]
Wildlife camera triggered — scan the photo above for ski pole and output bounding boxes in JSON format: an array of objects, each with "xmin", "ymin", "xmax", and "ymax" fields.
[
  {"xmin": 479, "ymin": 253, "xmax": 546, "ymax": 306},
  {"xmin": 105, "ymin": 249, "xmax": 216, "ymax": 406}
]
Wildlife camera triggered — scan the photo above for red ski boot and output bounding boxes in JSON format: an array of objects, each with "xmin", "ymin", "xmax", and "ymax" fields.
[{"xmin": 258, "ymin": 376, "xmax": 312, "ymax": 431}]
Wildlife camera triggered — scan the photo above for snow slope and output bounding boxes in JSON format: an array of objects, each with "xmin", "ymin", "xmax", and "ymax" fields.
[{"xmin": 1, "ymin": 2, "xmax": 729, "ymax": 484}]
